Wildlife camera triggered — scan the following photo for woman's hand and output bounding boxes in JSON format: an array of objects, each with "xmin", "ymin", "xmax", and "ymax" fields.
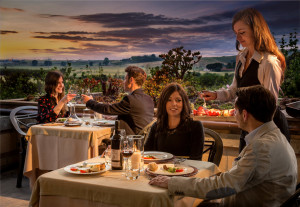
[
  {"xmin": 81, "ymin": 94, "xmax": 93, "ymax": 104},
  {"xmin": 60, "ymin": 94, "xmax": 76, "ymax": 104},
  {"xmin": 149, "ymin": 175, "xmax": 170, "ymax": 189},
  {"xmin": 201, "ymin": 91, "xmax": 217, "ymax": 101}
]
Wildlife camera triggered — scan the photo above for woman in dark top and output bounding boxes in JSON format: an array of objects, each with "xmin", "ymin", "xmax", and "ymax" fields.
[
  {"xmin": 37, "ymin": 71, "xmax": 76, "ymax": 123},
  {"xmin": 201, "ymin": 8, "xmax": 290, "ymax": 152},
  {"xmin": 145, "ymin": 83, "xmax": 204, "ymax": 160}
]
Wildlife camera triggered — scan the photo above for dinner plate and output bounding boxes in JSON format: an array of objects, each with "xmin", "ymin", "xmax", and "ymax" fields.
[
  {"xmin": 145, "ymin": 164, "xmax": 198, "ymax": 177},
  {"xmin": 64, "ymin": 163, "xmax": 106, "ymax": 175},
  {"xmin": 93, "ymin": 120, "xmax": 115, "ymax": 127},
  {"xmin": 143, "ymin": 151, "xmax": 174, "ymax": 163},
  {"xmin": 64, "ymin": 123, "xmax": 82, "ymax": 127},
  {"xmin": 55, "ymin": 118, "xmax": 67, "ymax": 123}
]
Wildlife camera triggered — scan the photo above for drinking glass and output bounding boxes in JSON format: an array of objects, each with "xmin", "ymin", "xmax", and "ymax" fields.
[
  {"xmin": 104, "ymin": 145, "xmax": 112, "ymax": 169},
  {"xmin": 124, "ymin": 135, "xmax": 144, "ymax": 180},
  {"xmin": 66, "ymin": 85, "xmax": 82, "ymax": 124},
  {"xmin": 121, "ymin": 137, "xmax": 134, "ymax": 178}
]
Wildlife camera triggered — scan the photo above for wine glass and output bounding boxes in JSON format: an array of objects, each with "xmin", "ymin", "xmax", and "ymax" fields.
[
  {"xmin": 68, "ymin": 85, "xmax": 80, "ymax": 106},
  {"xmin": 81, "ymin": 87, "xmax": 91, "ymax": 125},
  {"xmin": 121, "ymin": 137, "xmax": 133, "ymax": 176}
]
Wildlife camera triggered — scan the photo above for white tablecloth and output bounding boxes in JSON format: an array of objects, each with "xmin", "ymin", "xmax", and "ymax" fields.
[
  {"xmin": 24, "ymin": 124, "xmax": 112, "ymax": 187},
  {"xmin": 29, "ymin": 157, "xmax": 220, "ymax": 207}
]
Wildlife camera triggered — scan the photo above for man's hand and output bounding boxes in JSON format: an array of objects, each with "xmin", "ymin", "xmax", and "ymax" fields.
[
  {"xmin": 149, "ymin": 175, "xmax": 170, "ymax": 189},
  {"xmin": 81, "ymin": 94, "xmax": 93, "ymax": 103}
]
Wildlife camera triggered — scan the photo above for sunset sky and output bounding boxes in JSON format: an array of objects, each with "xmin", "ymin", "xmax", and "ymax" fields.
[{"xmin": 0, "ymin": 0, "xmax": 299, "ymax": 60}]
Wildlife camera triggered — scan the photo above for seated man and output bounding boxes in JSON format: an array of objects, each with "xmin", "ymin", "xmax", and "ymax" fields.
[
  {"xmin": 149, "ymin": 85, "xmax": 297, "ymax": 206},
  {"xmin": 82, "ymin": 66, "xmax": 154, "ymax": 135}
]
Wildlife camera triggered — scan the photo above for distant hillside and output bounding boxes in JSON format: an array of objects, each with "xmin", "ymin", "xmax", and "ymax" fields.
[{"xmin": 0, "ymin": 56, "xmax": 236, "ymax": 74}]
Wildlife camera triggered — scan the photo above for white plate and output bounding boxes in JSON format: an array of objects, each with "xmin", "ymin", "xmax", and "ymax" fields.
[
  {"xmin": 93, "ymin": 120, "xmax": 115, "ymax": 126},
  {"xmin": 55, "ymin": 118, "xmax": 67, "ymax": 123},
  {"xmin": 144, "ymin": 151, "xmax": 174, "ymax": 161},
  {"xmin": 146, "ymin": 164, "xmax": 196, "ymax": 176},
  {"xmin": 64, "ymin": 162, "xmax": 106, "ymax": 175}
]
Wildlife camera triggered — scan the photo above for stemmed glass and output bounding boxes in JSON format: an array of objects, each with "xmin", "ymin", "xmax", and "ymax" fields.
[
  {"xmin": 66, "ymin": 85, "xmax": 82, "ymax": 124},
  {"xmin": 121, "ymin": 137, "xmax": 133, "ymax": 176},
  {"xmin": 81, "ymin": 87, "xmax": 91, "ymax": 125}
]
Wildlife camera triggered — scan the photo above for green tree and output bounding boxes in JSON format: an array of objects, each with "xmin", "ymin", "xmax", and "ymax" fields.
[
  {"xmin": 158, "ymin": 46, "xmax": 202, "ymax": 80},
  {"xmin": 103, "ymin": 57, "xmax": 110, "ymax": 66},
  {"xmin": 206, "ymin": 63, "xmax": 223, "ymax": 72},
  {"xmin": 279, "ymin": 31, "xmax": 300, "ymax": 97},
  {"xmin": 32, "ymin": 60, "xmax": 38, "ymax": 66}
]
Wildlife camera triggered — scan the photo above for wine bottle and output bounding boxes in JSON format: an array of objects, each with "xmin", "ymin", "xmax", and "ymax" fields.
[{"xmin": 110, "ymin": 120, "xmax": 123, "ymax": 170}]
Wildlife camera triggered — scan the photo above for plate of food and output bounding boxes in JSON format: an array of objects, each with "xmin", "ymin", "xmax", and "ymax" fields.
[
  {"xmin": 93, "ymin": 120, "xmax": 115, "ymax": 127},
  {"xmin": 143, "ymin": 151, "xmax": 174, "ymax": 163},
  {"xmin": 145, "ymin": 163, "xmax": 198, "ymax": 177},
  {"xmin": 64, "ymin": 122, "xmax": 82, "ymax": 127},
  {"xmin": 55, "ymin": 118, "xmax": 67, "ymax": 123},
  {"xmin": 64, "ymin": 162, "xmax": 106, "ymax": 175}
]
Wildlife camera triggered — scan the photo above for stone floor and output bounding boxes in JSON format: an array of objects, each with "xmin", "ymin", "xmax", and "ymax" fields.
[{"xmin": 0, "ymin": 169, "xmax": 31, "ymax": 207}]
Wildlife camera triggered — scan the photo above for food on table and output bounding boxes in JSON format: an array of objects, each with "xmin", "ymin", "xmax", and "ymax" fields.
[
  {"xmin": 143, "ymin": 155, "xmax": 158, "ymax": 159},
  {"xmin": 69, "ymin": 163, "xmax": 105, "ymax": 173},
  {"xmin": 148, "ymin": 162, "xmax": 158, "ymax": 172},
  {"xmin": 90, "ymin": 163, "xmax": 106, "ymax": 172},
  {"xmin": 55, "ymin": 118, "xmax": 67, "ymax": 123},
  {"xmin": 193, "ymin": 106, "xmax": 235, "ymax": 117},
  {"xmin": 163, "ymin": 165, "xmax": 184, "ymax": 173}
]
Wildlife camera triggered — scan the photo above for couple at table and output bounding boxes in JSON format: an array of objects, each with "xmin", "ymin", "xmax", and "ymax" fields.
[{"xmin": 38, "ymin": 66, "xmax": 154, "ymax": 136}]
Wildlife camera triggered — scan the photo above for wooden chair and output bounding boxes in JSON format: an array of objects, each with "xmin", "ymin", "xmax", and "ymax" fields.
[
  {"xmin": 280, "ymin": 184, "xmax": 300, "ymax": 207},
  {"xmin": 10, "ymin": 106, "xmax": 38, "ymax": 188},
  {"xmin": 138, "ymin": 118, "xmax": 157, "ymax": 144},
  {"xmin": 203, "ymin": 128, "xmax": 223, "ymax": 166}
]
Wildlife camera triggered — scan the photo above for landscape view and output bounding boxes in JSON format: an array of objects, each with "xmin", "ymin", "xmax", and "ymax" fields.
[{"xmin": 0, "ymin": 0, "xmax": 299, "ymax": 102}]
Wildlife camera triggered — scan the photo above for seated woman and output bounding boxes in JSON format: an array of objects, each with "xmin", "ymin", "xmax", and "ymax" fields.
[
  {"xmin": 145, "ymin": 83, "xmax": 204, "ymax": 160},
  {"xmin": 37, "ymin": 71, "xmax": 76, "ymax": 123}
]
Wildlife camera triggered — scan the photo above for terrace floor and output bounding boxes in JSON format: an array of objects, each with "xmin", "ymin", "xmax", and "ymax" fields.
[{"xmin": 0, "ymin": 168, "xmax": 31, "ymax": 207}]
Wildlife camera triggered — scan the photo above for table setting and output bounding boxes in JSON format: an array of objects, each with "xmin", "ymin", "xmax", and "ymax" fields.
[{"xmin": 30, "ymin": 149, "xmax": 220, "ymax": 207}]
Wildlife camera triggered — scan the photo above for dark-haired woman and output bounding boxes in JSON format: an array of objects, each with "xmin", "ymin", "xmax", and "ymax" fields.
[
  {"xmin": 145, "ymin": 83, "xmax": 204, "ymax": 160},
  {"xmin": 37, "ymin": 71, "xmax": 76, "ymax": 123},
  {"xmin": 201, "ymin": 8, "xmax": 290, "ymax": 152}
]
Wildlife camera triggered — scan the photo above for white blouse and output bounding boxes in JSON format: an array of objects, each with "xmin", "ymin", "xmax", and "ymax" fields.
[{"xmin": 216, "ymin": 48, "xmax": 283, "ymax": 101}]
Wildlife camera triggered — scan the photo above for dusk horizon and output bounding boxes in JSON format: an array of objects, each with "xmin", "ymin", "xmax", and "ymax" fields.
[{"xmin": 1, "ymin": 0, "xmax": 299, "ymax": 60}]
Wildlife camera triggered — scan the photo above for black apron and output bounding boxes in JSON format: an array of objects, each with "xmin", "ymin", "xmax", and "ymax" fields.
[{"xmin": 236, "ymin": 60, "xmax": 290, "ymax": 153}]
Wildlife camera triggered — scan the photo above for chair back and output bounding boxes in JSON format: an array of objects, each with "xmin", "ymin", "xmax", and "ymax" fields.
[
  {"xmin": 10, "ymin": 106, "xmax": 38, "ymax": 136},
  {"xmin": 280, "ymin": 184, "xmax": 300, "ymax": 207},
  {"xmin": 138, "ymin": 118, "xmax": 156, "ymax": 144},
  {"xmin": 203, "ymin": 128, "xmax": 223, "ymax": 166}
]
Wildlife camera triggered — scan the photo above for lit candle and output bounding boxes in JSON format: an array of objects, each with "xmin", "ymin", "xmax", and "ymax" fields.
[{"xmin": 130, "ymin": 151, "xmax": 141, "ymax": 169}]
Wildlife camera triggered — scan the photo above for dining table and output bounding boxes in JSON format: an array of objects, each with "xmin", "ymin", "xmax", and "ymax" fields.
[
  {"xmin": 29, "ymin": 156, "xmax": 221, "ymax": 207},
  {"xmin": 24, "ymin": 123, "xmax": 113, "ymax": 187}
]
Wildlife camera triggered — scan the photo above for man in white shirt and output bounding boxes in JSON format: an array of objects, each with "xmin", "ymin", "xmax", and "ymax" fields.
[{"xmin": 149, "ymin": 85, "xmax": 297, "ymax": 206}]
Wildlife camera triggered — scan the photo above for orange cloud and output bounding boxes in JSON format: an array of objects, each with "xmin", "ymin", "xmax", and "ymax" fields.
[{"xmin": 0, "ymin": 7, "xmax": 24, "ymax": 12}]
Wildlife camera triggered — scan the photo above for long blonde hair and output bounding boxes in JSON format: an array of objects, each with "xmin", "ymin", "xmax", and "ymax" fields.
[{"xmin": 232, "ymin": 8, "xmax": 286, "ymax": 79}]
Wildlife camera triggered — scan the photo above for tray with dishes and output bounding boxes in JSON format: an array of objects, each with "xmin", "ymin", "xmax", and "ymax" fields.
[
  {"xmin": 64, "ymin": 162, "xmax": 106, "ymax": 175},
  {"xmin": 145, "ymin": 163, "xmax": 198, "ymax": 177},
  {"xmin": 143, "ymin": 151, "xmax": 174, "ymax": 163},
  {"xmin": 93, "ymin": 120, "xmax": 115, "ymax": 127}
]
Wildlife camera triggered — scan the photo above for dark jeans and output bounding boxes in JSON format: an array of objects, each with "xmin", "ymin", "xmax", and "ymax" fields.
[{"xmin": 239, "ymin": 107, "xmax": 291, "ymax": 153}]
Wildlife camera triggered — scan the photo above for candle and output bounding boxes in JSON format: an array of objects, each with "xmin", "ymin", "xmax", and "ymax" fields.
[{"xmin": 131, "ymin": 151, "xmax": 141, "ymax": 169}]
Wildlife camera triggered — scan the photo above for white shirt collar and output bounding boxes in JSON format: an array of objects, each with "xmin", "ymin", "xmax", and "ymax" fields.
[
  {"xmin": 239, "ymin": 48, "xmax": 264, "ymax": 64},
  {"xmin": 244, "ymin": 122, "xmax": 266, "ymax": 146}
]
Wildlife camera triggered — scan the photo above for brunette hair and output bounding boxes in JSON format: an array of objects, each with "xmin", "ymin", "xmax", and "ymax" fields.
[
  {"xmin": 156, "ymin": 83, "xmax": 191, "ymax": 132},
  {"xmin": 125, "ymin": 66, "xmax": 146, "ymax": 86},
  {"xmin": 235, "ymin": 85, "xmax": 276, "ymax": 123},
  {"xmin": 232, "ymin": 8, "xmax": 286, "ymax": 78},
  {"xmin": 44, "ymin": 71, "xmax": 66, "ymax": 112}
]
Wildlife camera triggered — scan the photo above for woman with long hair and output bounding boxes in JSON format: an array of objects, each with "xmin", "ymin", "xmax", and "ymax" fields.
[
  {"xmin": 145, "ymin": 83, "xmax": 204, "ymax": 160},
  {"xmin": 202, "ymin": 8, "xmax": 290, "ymax": 151},
  {"xmin": 37, "ymin": 70, "xmax": 75, "ymax": 123}
]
